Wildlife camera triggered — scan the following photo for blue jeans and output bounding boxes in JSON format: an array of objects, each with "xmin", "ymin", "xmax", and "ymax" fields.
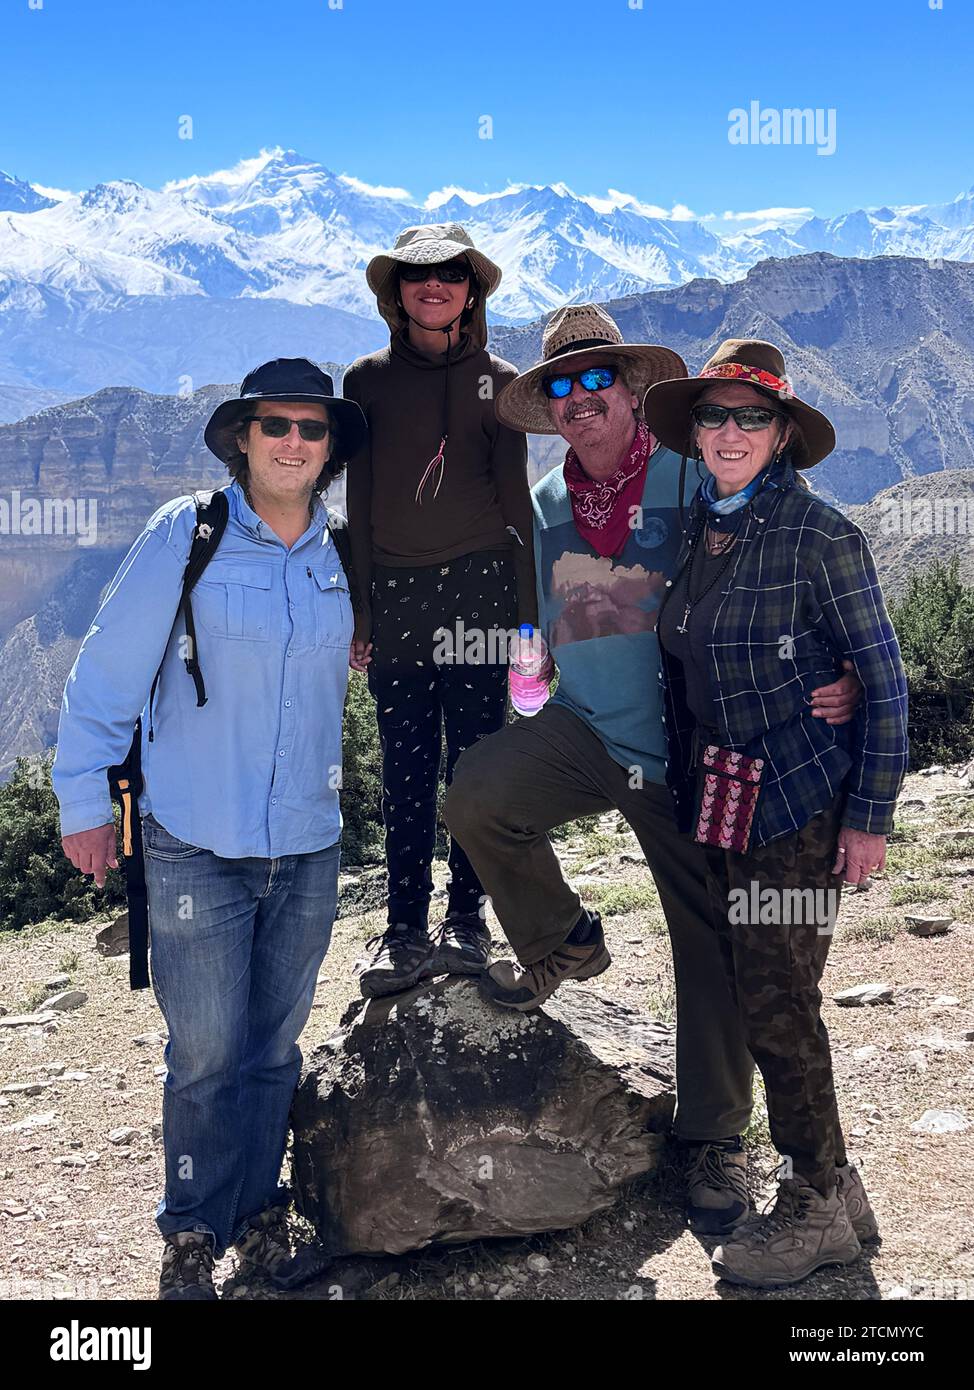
[{"xmin": 143, "ymin": 813, "xmax": 340, "ymax": 1256}]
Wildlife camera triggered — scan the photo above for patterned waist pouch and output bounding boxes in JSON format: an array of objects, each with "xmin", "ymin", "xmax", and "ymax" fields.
[{"xmin": 692, "ymin": 736, "xmax": 766, "ymax": 853}]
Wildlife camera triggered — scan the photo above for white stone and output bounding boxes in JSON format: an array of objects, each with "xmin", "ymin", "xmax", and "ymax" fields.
[{"xmin": 910, "ymin": 1109, "xmax": 969, "ymax": 1134}]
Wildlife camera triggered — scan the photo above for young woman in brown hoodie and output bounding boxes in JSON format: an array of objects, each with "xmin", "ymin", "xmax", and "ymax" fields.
[{"xmin": 343, "ymin": 223, "xmax": 537, "ymax": 997}]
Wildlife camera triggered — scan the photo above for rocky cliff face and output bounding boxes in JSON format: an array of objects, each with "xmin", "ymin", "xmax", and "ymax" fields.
[{"xmin": 493, "ymin": 254, "xmax": 974, "ymax": 504}]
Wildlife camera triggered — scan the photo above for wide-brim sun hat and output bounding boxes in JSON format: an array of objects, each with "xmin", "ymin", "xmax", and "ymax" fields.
[
  {"xmin": 366, "ymin": 222, "xmax": 502, "ymax": 348},
  {"xmin": 642, "ymin": 338, "xmax": 835, "ymax": 469},
  {"xmin": 494, "ymin": 303, "xmax": 688, "ymax": 435},
  {"xmin": 204, "ymin": 358, "xmax": 368, "ymax": 466}
]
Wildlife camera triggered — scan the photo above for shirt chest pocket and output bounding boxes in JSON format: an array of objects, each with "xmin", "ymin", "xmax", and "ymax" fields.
[
  {"xmin": 310, "ymin": 564, "xmax": 354, "ymax": 649},
  {"xmin": 193, "ymin": 563, "xmax": 274, "ymax": 642}
]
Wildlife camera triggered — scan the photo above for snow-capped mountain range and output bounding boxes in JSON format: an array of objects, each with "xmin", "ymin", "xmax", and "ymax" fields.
[
  {"xmin": 3, "ymin": 149, "xmax": 974, "ymax": 323},
  {"xmin": 1, "ymin": 148, "xmax": 973, "ymax": 423}
]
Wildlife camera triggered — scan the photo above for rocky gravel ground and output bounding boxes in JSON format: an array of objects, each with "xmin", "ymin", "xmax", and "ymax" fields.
[{"xmin": 2, "ymin": 766, "xmax": 973, "ymax": 1302}]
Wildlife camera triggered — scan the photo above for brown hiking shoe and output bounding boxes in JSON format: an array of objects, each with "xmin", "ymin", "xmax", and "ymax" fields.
[
  {"xmin": 478, "ymin": 913, "xmax": 610, "ymax": 1011},
  {"xmin": 233, "ymin": 1204, "xmax": 292, "ymax": 1280},
  {"xmin": 712, "ymin": 1176, "xmax": 861, "ymax": 1289},
  {"xmin": 686, "ymin": 1139, "xmax": 751, "ymax": 1234},
  {"xmin": 159, "ymin": 1230, "xmax": 218, "ymax": 1301},
  {"xmin": 836, "ymin": 1161, "xmax": 879, "ymax": 1241}
]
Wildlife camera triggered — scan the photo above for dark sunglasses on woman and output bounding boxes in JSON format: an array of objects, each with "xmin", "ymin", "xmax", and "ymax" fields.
[
  {"xmin": 244, "ymin": 415, "xmax": 332, "ymax": 442},
  {"xmin": 691, "ymin": 403, "xmax": 786, "ymax": 432},
  {"xmin": 542, "ymin": 364, "xmax": 618, "ymax": 400},
  {"xmin": 398, "ymin": 259, "xmax": 471, "ymax": 283}
]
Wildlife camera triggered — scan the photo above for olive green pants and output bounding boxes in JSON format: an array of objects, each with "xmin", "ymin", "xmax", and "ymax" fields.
[{"xmin": 444, "ymin": 702, "xmax": 754, "ymax": 1141}]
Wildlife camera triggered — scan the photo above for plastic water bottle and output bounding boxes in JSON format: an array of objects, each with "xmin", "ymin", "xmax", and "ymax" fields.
[{"xmin": 509, "ymin": 624, "xmax": 554, "ymax": 717}]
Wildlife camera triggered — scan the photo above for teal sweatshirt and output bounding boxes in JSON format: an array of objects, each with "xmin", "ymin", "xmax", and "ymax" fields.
[{"xmin": 532, "ymin": 444, "xmax": 694, "ymax": 783}]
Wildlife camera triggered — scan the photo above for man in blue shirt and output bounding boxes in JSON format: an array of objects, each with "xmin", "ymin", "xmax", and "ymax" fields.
[
  {"xmin": 445, "ymin": 307, "xmax": 861, "ymax": 1235},
  {"xmin": 54, "ymin": 359, "xmax": 366, "ymax": 1300}
]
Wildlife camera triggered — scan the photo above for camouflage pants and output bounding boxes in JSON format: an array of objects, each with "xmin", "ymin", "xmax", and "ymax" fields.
[{"xmin": 703, "ymin": 798, "xmax": 848, "ymax": 1196}]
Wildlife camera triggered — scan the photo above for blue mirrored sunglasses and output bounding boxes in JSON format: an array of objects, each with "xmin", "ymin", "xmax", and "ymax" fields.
[{"xmin": 542, "ymin": 364, "xmax": 618, "ymax": 400}]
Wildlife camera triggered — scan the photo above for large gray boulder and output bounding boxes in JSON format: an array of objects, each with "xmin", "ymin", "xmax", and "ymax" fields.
[{"xmin": 290, "ymin": 976, "xmax": 675, "ymax": 1256}]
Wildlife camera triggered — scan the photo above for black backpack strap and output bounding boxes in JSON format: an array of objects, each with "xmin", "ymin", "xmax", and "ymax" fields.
[
  {"xmin": 147, "ymin": 489, "xmax": 230, "ymax": 736},
  {"xmin": 110, "ymin": 489, "xmax": 229, "ymax": 989},
  {"xmin": 179, "ymin": 489, "xmax": 230, "ymax": 707},
  {"xmin": 325, "ymin": 507, "xmax": 360, "ymax": 620}
]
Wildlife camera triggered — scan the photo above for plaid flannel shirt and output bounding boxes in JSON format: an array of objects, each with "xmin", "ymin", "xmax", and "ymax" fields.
[{"xmin": 660, "ymin": 465, "xmax": 909, "ymax": 846}]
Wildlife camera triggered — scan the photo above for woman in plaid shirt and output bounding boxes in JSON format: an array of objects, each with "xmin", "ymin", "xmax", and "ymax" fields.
[{"xmin": 645, "ymin": 340, "xmax": 909, "ymax": 1290}]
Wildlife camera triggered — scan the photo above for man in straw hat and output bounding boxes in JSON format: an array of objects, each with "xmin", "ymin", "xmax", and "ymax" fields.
[
  {"xmin": 343, "ymin": 224, "xmax": 537, "ymax": 998},
  {"xmin": 54, "ymin": 358, "xmax": 366, "ymax": 1298},
  {"xmin": 444, "ymin": 306, "xmax": 861, "ymax": 1235}
]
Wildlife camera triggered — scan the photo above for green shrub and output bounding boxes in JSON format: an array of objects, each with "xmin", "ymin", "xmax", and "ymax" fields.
[
  {"xmin": 841, "ymin": 914, "xmax": 899, "ymax": 943},
  {"xmin": 889, "ymin": 881, "xmax": 941, "ymax": 906},
  {"xmin": 585, "ymin": 882, "xmax": 658, "ymax": 916},
  {"xmin": 0, "ymin": 753, "xmax": 126, "ymax": 932},
  {"xmin": 890, "ymin": 556, "xmax": 974, "ymax": 765},
  {"xmin": 339, "ymin": 672, "xmax": 384, "ymax": 865}
]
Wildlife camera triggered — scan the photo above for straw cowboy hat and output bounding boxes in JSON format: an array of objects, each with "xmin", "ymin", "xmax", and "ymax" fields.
[
  {"xmin": 643, "ymin": 338, "xmax": 836, "ymax": 469},
  {"xmin": 366, "ymin": 222, "xmax": 502, "ymax": 348},
  {"xmin": 494, "ymin": 303, "xmax": 688, "ymax": 435},
  {"xmin": 204, "ymin": 358, "xmax": 367, "ymax": 466}
]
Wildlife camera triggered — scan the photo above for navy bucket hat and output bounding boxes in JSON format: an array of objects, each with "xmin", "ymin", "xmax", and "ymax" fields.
[{"xmin": 204, "ymin": 358, "xmax": 368, "ymax": 466}]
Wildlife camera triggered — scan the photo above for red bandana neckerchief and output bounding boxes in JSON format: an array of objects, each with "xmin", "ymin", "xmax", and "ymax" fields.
[{"xmin": 563, "ymin": 421, "xmax": 654, "ymax": 558}]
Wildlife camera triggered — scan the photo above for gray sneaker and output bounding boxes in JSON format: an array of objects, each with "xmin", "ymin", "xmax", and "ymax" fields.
[
  {"xmin": 159, "ymin": 1231, "xmax": 218, "ymax": 1301},
  {"xmin": 432, "ymin": 910, "xmax": 492, "ymax": 975},
  {"xmin": 359, "ymin": 923, "xmax": 437, "ymax": 998},
  {"xmin": 836, "ymin": 1161, "xmax": 879, "ymax": 1241},
  {"xmin": 686, "ymin": 1139, "xmax": 752, "ymax": 1234}
]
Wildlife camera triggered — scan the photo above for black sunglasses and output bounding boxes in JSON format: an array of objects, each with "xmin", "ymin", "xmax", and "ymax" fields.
[
  {"xmin": 542, "ymin": 364, "xmax": 619, "ymax": 400},
  {"xmin": 398, "ymin": 259, "xmax": 471, "ymax": 283},
  {"xmin": 691, "ymin": 403, "xmax": 787, "ymax": 432},
  {"xmin": 243, "ymin": 415, "xmax": 332, "ymax": 442}
]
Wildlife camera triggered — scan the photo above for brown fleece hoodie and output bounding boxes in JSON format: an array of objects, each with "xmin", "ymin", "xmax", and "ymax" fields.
[{"xmin": 343, "ymin": 323, "xmax": 538, "ymax": 644}]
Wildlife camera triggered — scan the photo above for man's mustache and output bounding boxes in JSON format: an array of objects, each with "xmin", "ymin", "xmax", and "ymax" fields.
[{"xmin": 566, "ymin": 399, "xmax": 607, "ymax": 421}]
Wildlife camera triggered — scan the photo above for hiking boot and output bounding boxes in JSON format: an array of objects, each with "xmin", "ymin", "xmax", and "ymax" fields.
[
  {"xmin": 432, "ymin": 910, "xmax": 492, "ymax": 976},
  {"xmin": 836, "ymin": 1161, "xmax": 879, "ymax": 1242},
  {"xmin": 712, "ymin": 1176, "xmax": 861, "ymax": 1289},
  {"xmin": 479, "ymin": 912, "xmax": 610, "ymax": 1012},
  {"xmin": 159, "ymin": 1230, "xmax": 218, "ymax": 1301},
  {"xmin": 685, "ymin": 1138, "xmax": 751, "ymax": 1234},
  {"xmin": 359, "ymin": 922, "xmax": 437, "ymax": 998},
  {"xmin": 233, "ymin": 1203, "xmax": 292, "ymax": 1282}
]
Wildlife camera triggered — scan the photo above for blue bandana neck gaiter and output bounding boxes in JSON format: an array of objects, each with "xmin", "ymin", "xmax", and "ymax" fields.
[{"xmin": 696, "ymin": 453, "xmax": 792, "ymax": 534}]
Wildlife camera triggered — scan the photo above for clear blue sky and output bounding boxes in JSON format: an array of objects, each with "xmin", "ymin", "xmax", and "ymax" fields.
[{"xmin": 2, "ymin": 0, "xmax": 971, "ymax": 216}]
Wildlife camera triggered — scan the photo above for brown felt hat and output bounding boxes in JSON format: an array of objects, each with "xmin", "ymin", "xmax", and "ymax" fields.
[
  {"xmin": 642, "ymin": 338, "xmax": 835, "ymax": 469},
  {"xmin": 494, "ymin": 303, "xmax": 688, "ymax": 435},
  {"xmin": 366, "ymin": 222, "xmax": 502, "ymax": 351}
]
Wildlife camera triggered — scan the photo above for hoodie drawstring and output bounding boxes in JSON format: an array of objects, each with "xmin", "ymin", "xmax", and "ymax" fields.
[{"xmin": 402, "ymin": 310, "xmax": 460, "ymax": 505}]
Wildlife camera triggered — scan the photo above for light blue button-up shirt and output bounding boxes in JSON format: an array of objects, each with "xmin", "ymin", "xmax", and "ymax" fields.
[{"xmin": 53, "ymin": 481, "xmax": 353, "ymax": 858}]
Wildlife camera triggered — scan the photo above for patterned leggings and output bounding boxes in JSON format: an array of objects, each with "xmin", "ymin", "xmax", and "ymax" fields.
[{"xmin": 367, "ymin": 550, "xmax": 518, "ymax": 931}]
